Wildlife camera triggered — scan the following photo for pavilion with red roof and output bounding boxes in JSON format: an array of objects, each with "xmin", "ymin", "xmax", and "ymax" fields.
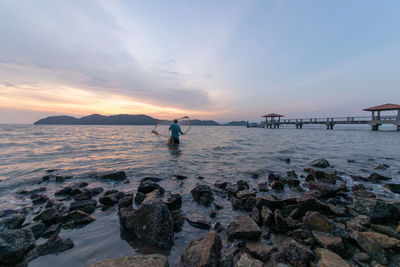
[
  {"xmin": 363, "ymin": 103, "xmax": 400, "ymax": 130},
  {"xmin": 262, "ymin": 113, "xmax": 284, "ymax": 128}
]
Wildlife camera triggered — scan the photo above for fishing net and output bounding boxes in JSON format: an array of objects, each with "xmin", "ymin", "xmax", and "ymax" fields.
[{"xmin": 151, "ymin": 116, "xmax": 191, "ymax": 139}]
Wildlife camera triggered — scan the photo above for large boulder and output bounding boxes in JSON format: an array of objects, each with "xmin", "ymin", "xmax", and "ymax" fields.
[
  {"xmin": 0, "ymin": 228, "xmax": 35, "ymax": 265},
  {"xmin": 312, "ymin": 231, "xmax": 344, "ymax": 254},
  {"xmin": 138, "ymin": 180, "xmax": 165, "ymax": 195},
  {"xmin": 351, "ymin": 230, "xmax": 387, "ymax": 265},
  {"xmin": 36, "ymin": 234, "xmax": 74, "ymax": 256},
  {"xmin": 124, "ymin": 202, "xmax": 174, "ymax": 249},
  {"xmin": 303, "ymin": 211, "xmax": 332, "ymax": 232},
  {"xmin": 90, "ymin": 254, "xmax": 169, "ymax": 267},
  {"xmin": 244, "ymin": 241, "xmax": 272, "ymax": 262},
  {"xmin": 180, "ymin": 231, "xmax": 222, "ymax": 267},
  {"xmin": 360, "ymin": 231, "xmax": 400, "ymax": 250},
  {"xmin": 315, "ymin": 248, "xmax": 350, "ymax": 267},
  {"xmin": 69, "ymin": 199, "xmax": 97, "ymax": 214},
  {"xmin": 191, "ymin": 184, "xmax": 214, "ymax": 206},
  {"xmin": 235, "ymin": 253, "xmax": 263, "ymax": 267},
  {"xmin": 33, "ymin": 206, "xmax": 60, "ymax": 225},
  {"xmin": 353, "ymin": 196, "xmax": 400, "ymax": 223},
  {"xmin": 186, "ymin": 213, "xmax": 211, "ymax": 230},
  {"xmin": 0, "ymin": 214, "xmax": 25, "ymax": 229},
  {"xmin": 309, "ymin": 159, "xmax": 330, "ymax": 168},
  {"xmin": 163, "ymin": 193, "xmax": 182, "ymax": 211},
  {"xmin": 227, "ymin": 215, "xmax": 261, "ymax": 240},
  {"xmin": 281, "ymin": 239, "xmax": 315, "ymax": 267}
]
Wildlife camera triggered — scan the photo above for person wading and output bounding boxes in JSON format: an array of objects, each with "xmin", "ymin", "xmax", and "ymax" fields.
[{"xmin": 169, "ymin": 119, "xmax": 184, "ymax": 144}]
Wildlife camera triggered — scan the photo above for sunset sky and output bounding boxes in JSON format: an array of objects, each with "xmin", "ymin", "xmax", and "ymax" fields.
[{"xmin": 1, "ymin": 1, "xmax": 400, "ymax": 123}]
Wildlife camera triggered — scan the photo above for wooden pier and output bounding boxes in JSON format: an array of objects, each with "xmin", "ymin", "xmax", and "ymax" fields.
[{"xmin": 256, "ymin": 103, "xmax": 400, "ymax": 131}]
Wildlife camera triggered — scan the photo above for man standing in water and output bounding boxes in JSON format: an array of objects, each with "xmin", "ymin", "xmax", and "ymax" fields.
[{"xmin": 169, "ymin": 119, "xmax": 184, "ymax": 144}]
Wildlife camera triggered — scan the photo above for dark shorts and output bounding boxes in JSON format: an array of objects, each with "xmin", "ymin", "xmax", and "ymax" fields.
[{"xmin": 173, "ymin": 138, "xmax": 180, "ymax": 144}]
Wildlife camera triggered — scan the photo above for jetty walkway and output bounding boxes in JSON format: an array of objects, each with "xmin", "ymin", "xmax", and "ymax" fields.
[{"xmin": 253, "ymin": 103, "xmax": 400, "ymax": 131}]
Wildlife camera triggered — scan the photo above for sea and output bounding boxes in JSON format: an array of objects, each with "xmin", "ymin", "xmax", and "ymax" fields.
[{"xmin": 0, "ymin": 124, "xmax": 399, "ymax": 266}]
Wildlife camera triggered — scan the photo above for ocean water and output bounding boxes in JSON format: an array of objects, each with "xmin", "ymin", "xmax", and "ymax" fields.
[{"xmin": 0, "ymin": 124, "xmax": 399, "ymax": 266}]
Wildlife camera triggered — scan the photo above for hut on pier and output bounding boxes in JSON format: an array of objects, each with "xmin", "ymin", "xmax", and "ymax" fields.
[
  {"xmin": 363, "ymin": 103, "xmax": 400, "ymax": 130},
  {"xmin": 262, "ymin": 113, "xmax": 284, "ymax": 128}
]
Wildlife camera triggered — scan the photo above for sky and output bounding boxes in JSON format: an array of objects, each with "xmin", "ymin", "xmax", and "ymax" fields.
[{"xmin": 1, "ymin": 0, "xmax": 400, "ymax": 123}]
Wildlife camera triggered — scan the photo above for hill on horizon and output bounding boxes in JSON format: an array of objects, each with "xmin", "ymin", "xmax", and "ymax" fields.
[{"xmin": 33, "ymin": 114, "xmax": 222, "ymax": 126}]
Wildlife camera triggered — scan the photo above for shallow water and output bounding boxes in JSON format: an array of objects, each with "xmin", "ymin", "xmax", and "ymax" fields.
[{"xmin": 0, "ymin": 124, "xmax": 399, "ymax": 266}]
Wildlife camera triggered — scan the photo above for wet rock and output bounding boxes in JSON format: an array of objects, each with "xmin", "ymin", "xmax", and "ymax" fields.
[
  {"xmin": 315, "ymin": 248, "xmax": 350, "ymax": 267},
  {"xmin": 0, "ymin": 213, "xmax": 25, "ymax": 229},
  {"xmin": 214, "ymin": 201, "xmax": 223, "ymax": 210},
  {"xmin": 353, "ymin": 252, "xmax": 370, "ymax": 263},
  {"xmin": 303, "ymin": 211, "xmax": 332, "ymax": 232},
  {"xmin": 225, "ymin": 183, "xmax": 238, "ymax": 197},
  {"xmin": 270, "ymin": 180, "xmax": 284, "ymax": 191},
  {"xmin": 89, "ymin": 187, "xmax": 104, "ymax": 196},
  {"xmin": 143, "ymin": 189, "xmax": 163, "ymax": 204},
  {"xmin": 54, "ymin": 182, "xmax": 88, "ymax": 196},
  {"xmin": 171, "ymin": 210, "xmax": 185, "ymax": 232},
  {"xmin": 312, "ymin": 231, "xmax": 344, "ymax": 254},
  {"xmin": 250, "ymin": 207, "xmax": 261, "ymax": 226},
  {"xmin": 353, "ymin": 196, "xmax": 400, "ymax": 223},
  {"xmin": 236, "ymin": 190, "xmax": 256, "ymax": 200},
  {"xmin": 273, "ymin": 210, "xmax": 288, "ymax": 232},
  {"xmin": 383, "ymin": 183, "xmax": 400, "ymax": 194},
  {"xmin": 135, "ymin": 192, "xmax": 146, "ymax": 205},
  {"xmin": 99, "ymin": 191, "xmax": 124, "ymax": 206},
  {"xmin": 41, "ymin": 223, "xmax": 61, "ymax": 238},
  {"xmin": 243, "ymin": 197, "xmax": 257, "ymax": 211},
  {"xmin": 244, "ymin": 241, "xmax": 271, "ymax": 262},
  {"xmin": 118, "ymin": 207, "xmax": 136, "ymax": 228},
  {"xmin": 257, "ymin": 182, "xmax": 269, "ymax": 192},
  {"xmin": 89, "ymin": 254, "xmax": 168, "ymax": 267},
  {"xmin": 214, "ymin": 222, "xmax": 224, "ymax": 233},
  {"xmin": 367, "ymin": 173, "xmax": 391, "ymax": 183},
  {"xmin": 33, "ymin": 206, "xmax": 59, "ymax": 225},
  {"xmin": 98, "ymin": 171, "xmax": 127, "ymax": 181},
  {"xmin": 138, "ymin": 180, "xmax": 165, "ymax": 195},
  {"xmin": 308, "ymin": 181, "xmax": 345, "ymax": 197},
  {"xmin": 0, "ymin": 228, "xmax": 35, "ymax": 265},
  {"xmin": 118, "ymin": 194, "xmax": 133, "ymax": 209},
  {"xmin": 180, "ymin": 231, "xmax": 222, "ymax": 267},
  {"xmin": 69, "ymin": 199, "xmax": 97, "ymax": 214},
  {"xmin": 370, "ymin": 224, "xmax": 400, "ymax": 240},
  {"xmin": 261, "ymin": 206, "xmax": 274, "ymax": 225},
  {"xmin": 214, "ymin": 181, "xmax": 228, "ymax": 189},
  {"xmin": 141, "ymin": 177, "xmax": 163, "ymax": 183},
  {"xmin": 227, "ymin": 215, "xmax": 261, "ymax": 240},
  {"xmin": 235, "ymin": 252, "xmax": 263, "ymax": 267},
  {"xmin": 373, "ymin": 164, "xmax": 389, "ymax": 170},
  {"xmin": 32, "ymin": 195, "xmax": 50, "ymax": 205},
  {"xmin": 287, "ymin": 179, "xmax": 300, "ymax": 188},
  {"xmin": 35, "ymin": 234, "xmax": 74, "ymax": 256},
  {"xmin": 309, "ymin": 158, "xmax": 330, "ymax": 168},
  {"xmin": 163, "ymin": 193, "xmax": 182, "ymax": 211},
  {"xmin": 287, "ymin": 170, "xmax": 298, "ymax": 178},
  {"xmin": 237, "ymin": 180, "xmax": 249, "ymax": 191},
  {"xmin": 231, "ymin": 197, "xmax": 243, "ymax": 210},
  {"xmin": 280, "ymin": 157, "xmax": 291, "ymax": 163},
  {"xmin": 351, "ymin": 230, "xmax": 388, "ymax": 265},
  {"xmin": 281, "ymin": 239, "xmax": 315, "ymax": 267},
  {"xmin": 124, "ymin": 201, "xmax": 174, "ymax": 249},
  {"xmin": 73, "ymin": 190, "xmax": 93, "ymax": 201},
  {"xmin": 174, "ymin": 174, "xmax": 187, "ymax": 180},
  {"xmin": 67, "ymin": 210, "xmax": 96, "ymax": 226},
  {"xmin": 347, "ymin": 159, "xmax": 355, "ymax": 163},
  {"xmin": 361, "ymin": 231, "xmax": 400, "ymax": 250},
  {"xmin": 209, "ymin": 209, "xmax": 217, "ymax": 218},
  {"xmin": 191, "ymin": 184, "xmax": 214, "ymax": 206},
  {"xmin": 353, "ymin": 189, "xmax": 376, "ymax": 198},
  {"xmin": 186, "ymin": 213, "xmax": 211, "ymax": 229},
  {"xmin": 26, "ymin": 221, "xmax": 46, "ymax": 239}
]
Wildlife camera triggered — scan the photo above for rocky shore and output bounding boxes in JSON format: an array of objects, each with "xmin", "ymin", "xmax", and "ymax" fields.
[{"xmin": 1, "ymin": 159, "xmax": 400, "ymax": 267}]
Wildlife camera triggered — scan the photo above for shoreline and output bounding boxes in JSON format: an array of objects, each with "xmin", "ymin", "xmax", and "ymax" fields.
[{"xmin": 1, "ymin": 159, "xmax": 399, "ymax": 266}]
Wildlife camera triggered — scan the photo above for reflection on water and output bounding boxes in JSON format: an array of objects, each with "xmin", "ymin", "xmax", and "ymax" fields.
[{"xmin": 168, "ymin": 144, "xmax": 182, "ymax": 157}]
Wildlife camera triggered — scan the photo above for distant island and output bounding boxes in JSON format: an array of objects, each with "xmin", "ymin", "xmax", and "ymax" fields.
[{"xmin": 33, "ymin": 114, "xmax": 233, "ymax": 126}]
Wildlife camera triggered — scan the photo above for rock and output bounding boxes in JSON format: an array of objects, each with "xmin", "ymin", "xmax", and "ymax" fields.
[
  {"xmin": 214, "ymin": 181, "xmax": 228, "ymax": 189},
  {"xmin": 353, "ymin": 196, "xmax": 400, "ymax": 223},
  {"xmin": 90, "ymin": 254, "xmax": 168, "ymax": 267},
  {"xmin": 315, "ymin": 248, "xmax": 350, "ymax": 267},
  {"xmin": 236, "ymin": 190, "xmax": 256, "ymax": 200},
  {"xmin": 370, "ymin": 224, "xmax": 400, "ymax": 240},
  {"xmin": 250, "ymin": 207, "xmax": 261, "ymax": 226},
  {"xmin": 231, "ymin": 197, "xmax": 243, "ymax": 210},
  {"xmin": 118, "ymin": 194, "xmax": 133, "ymax": 209},
  {"xmin": 347, "ymin": 159, "xmax": 355, "ymax": 163},
  {"xmin": 237, "ymin": 180, "xmax": 250, "ymax": 191},
  {"xmin": 98, "ymin": 171, "xmax": 127, "ymax": 181},
  {"xmin": 67, "ymin": 210, "xmax": 96, "ymax": 225},
  {"xmin": 186, "ymin": 213, "xmax": 211, "ymax": 229},
  {"xmin": 258, "ymin": 182, "xmax": 269, "ymax": 192},
  {"xmin": 281, "ymin": 239, "xmax": 315, "ymax": 267},
  {"xmin": 69, "ymin": 199, "xmax": 97, "ymax": 214},
  {"xmin": 367, "ymin": 173, "xmax": 391, "ymax": 183},
  {"xmin": 99, "ymin": 191, "xmax": 125, "ymax": 206},
  {"xmin": 287, "ymin": 179, "xmax": 300, "ymax": 187},
  {"xmin": 214, "ymin": 222, "xmax": 224, "ymax": 233},
  {"xmin": 383, "ymin": 183, "xmax": 400, "ymax": 193},
  {"xmin": 163, "ymin": 193, "xmax": 182, "ymax": 211},
  {"xmin": 41, "ymin": 223, "xmax": 61, "ymax": 238},
  {"xmin": 191, "ymin": 184, "xmax": 214, "ymax": 206},
  {"xmin": 135, "ymin": 192, "xmax": 146, "ymax": 205},
  {"xmin": 0, "ymin": 214, "xmax": 25, "ymax": 229},
  {"xmin": 138, "ymin": 180, "xmax": 165, "ymax": 195},
  {"xmin": 214, "ymin": 201, "xmax": 223, "ymax": 210},
  {"xmin": 54, "ymin": 182, "xmax": 88, "ymax": 196},
  {"xmin": 280, "ymin": 157, "xmax": 291, "ymax": 163},
  {"xmin": 235, "ymin": 253, "xmax": 263, "ymax": 267},
  {"xmin": 0, "ymin": 228, "xmax": 35, "ymax": 265},
  {"xmin": 209, "ymin": 209, "xmax": 217, "ymax": 218},
  {"xmin": 353, "ymin": 189, "xmax": 376, "ymax": 198},
  {"xmin": 373, "ymin": 164, "xmax": 389, "ymax": 170},
  {"xmin": 351, "ymin": 230, "xmax": 387, "ymax": 265},
  {"xmin": 244, "ymin": 197, "xmax": 257, "ymax": 211},
  {"xmin": 141, "ymin": 177, "xmax": 163, "ymax": 183},
  {"xmin": 353, "ymin": 252, "xmax": 370, "ymax": 263},
  {"xmin": 180, "ymin": 231, "xmax": 222, "ymax": 267},
  {"xmin": 33, "ymin": 207, "xmax": 59, "ymax": 225},
  {"xmin": 270, "ymin": 180, "xmax": 284, "ymax": 190},
  {"xmin": 312, "ymin": 231, "xmax": 344, "ymax": 254},
  {"xmin": 244, "ymin": 241, "xmax": 271, "ymax": 261},
  {"xmin": 32, "ymin": 195, "xmax": 50, "ymax": 205},
  {"xmin": 225, "ymin": 183, "xmax": 238, "ymax": 197},
  {"xmin": 261, "ymin": 206, "xmax": 274, "ymax": 225},
  {"xmin": 227, "ymin": 215, "xmax": 261, "ymax": 240},
  {"xmin": 308, "ymin": 181, "xmax": 344, "ymax": 197},
  {"xmin": 124, "ymin": 202, "xmax": 173, "ymax": 249},
  {"xmin": 143, "ymin": 189, "xmax": 163, "ymax": 204},
  {"xmin": 74, "ymin": 190, "xmax": 93, "ymax": 201},
  {"xmin": 361, "ymin": 231, "xmax": 400, "ymax": 250},
  {"xmin": 303, "ymin": 211, "xmax": 332, "ymax": 232},
  {"xmin": 273, "ymin": 210, "xmax": 288, "ymax": 232},
  {"xmin": 171, "ymin": 210, "xmax": 185, "ymax": 232},
  {"xmin": 26, "ymin": 221, "xmax": 46, "ymax": 239},
  {"xmin": 34, "ymin": 234, "xmax": 74, "ymax": 256},
  {"xmin": 174, "ymin": 174, "xmax": 187, "ymax": 180},
  {"xmin": 309, "ymin": 159, "xmax": 330, "ymax": 168},
  {"xmin": 287, "ymin": 170, "xmax": 298, "ymax": 178}
]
